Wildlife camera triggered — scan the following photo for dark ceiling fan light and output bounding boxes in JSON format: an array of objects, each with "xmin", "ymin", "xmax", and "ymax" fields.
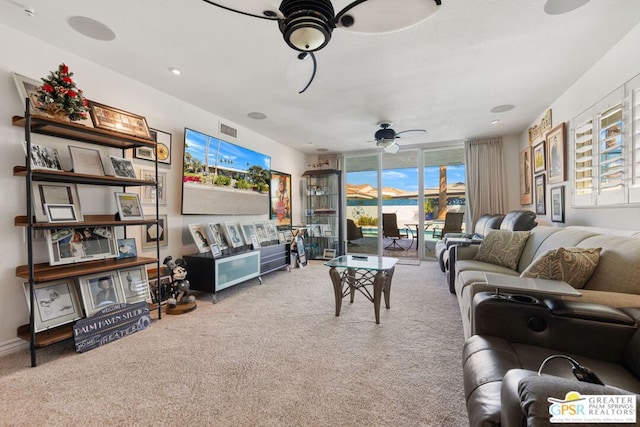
[{"xmin": 279, "ymin": 0, "xmax": 336, "ymax": 51}]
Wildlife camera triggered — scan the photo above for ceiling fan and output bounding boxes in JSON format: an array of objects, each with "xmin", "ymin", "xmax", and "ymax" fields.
[
  {"xmin": 374, "ymin": 122, "xmax": 427, "ymax": 153},
  {"xmin": 201, "ymin": 0, "xmax": 442, "ymax": 93}
]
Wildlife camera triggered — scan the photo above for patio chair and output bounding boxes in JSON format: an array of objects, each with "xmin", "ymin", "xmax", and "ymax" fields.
[
  {"xmin": 347, "ymin": 219, "xmax": 363, "ymax": 243},
  {"xmin": 432, "ymin": 212, "xmax": 464, "ymax": 239},
  {"xmin": 382, "ymin": 213, "xmax": 408, "ymax": 250}
]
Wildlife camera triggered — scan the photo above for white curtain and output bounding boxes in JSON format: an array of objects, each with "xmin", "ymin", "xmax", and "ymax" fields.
[{"xmin": 464, "ymin": 137, "xmax": 507, "ymax": 227}]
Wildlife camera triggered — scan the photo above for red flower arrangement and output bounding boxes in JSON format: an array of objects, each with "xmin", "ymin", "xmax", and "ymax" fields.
[{"xmin": 36, "ymin": 63, "xmax": 90, "ymax": 121}]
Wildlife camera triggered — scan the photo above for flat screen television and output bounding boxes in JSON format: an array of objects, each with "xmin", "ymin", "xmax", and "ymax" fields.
[{"xmin": 182, "ymin": 128, "xmax": 271, "ymax": 215}]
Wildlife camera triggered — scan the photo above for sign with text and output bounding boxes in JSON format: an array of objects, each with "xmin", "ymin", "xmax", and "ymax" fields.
[{"xmin": 73, "ymin": 302, "xmax": 151, "ymax": 353}]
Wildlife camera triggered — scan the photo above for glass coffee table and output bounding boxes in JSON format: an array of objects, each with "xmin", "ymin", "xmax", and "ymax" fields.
[{"xmin": 324, "ymin": 255, "xmax": 399, "ymax": 324}]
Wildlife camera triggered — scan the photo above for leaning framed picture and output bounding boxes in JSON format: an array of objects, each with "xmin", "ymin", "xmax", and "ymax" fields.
[
  {"xmin": 270, "ymin": 171, "xmax": 292, "ymax": 227},
  {"xmin": 116, "ymin": 238, "xmax": 137, "ymax": 259},
  {"xmin": 24, "ymin": 142, "xmax": 64, "ymax": 171},
  {"xmin": 32, "ymin": 182, "xmax": 83, "ymax": 223},
  {"xmin": 118, "ymin": 266, "xmax": 151, "ymax": 304},
  {"xmin": 546, "ymin": 122, "xmax": 566, "ymax": 184},
  {"xmin": 142, "ymin": 214, "xmax": 168, "ymax": 249},
  {"xmin": 68, "ymin": 145, "xmax": 105, "ymax": 176},
  {"xmin": 88, "ymin": 101, "xmax": 152, "ymax": 140},
  {"xmin": 550, "ymin": 186, "xmax": 565, "ymax": 223},
  {"xmin": 188, "ymin": 223, "xmax": 211, "ymax": 253},
  {"xmin": 108, "ymin": 155, "xmax": 137, "ymax": 179},
  {"xmin": 139, "ymin": 168, "xmax": 166, "ymax": 205},
  {"xmin": 533, "ymin": 141, "xmax": 546, "ymax": 174},
  {"xmin": 223, "ymin": 222, "xmax": 244, "ymax": 248},
  {"xmin": 24, "ymin": 279, "xmax": 83, "ymax": 332},
  {"xmin": 264, "ymin": 220, "xmax": 279, "ymax": 242},
  {"xmin": 13, "ymin": 72, "xmax": 44, "ymax": 115},
  {"xmin": 77, "ymin": 271, "xmax": 125, "ymax": 317},
  {"xmin": 323, "ymin": 248, "xmax": 336, "ymax": 260},
  {"xmin": 114, "ymin": 192, "xmax": 144, "ymax": 220},
  {"xmin": 208, "ymin": 223, "xmax": 228, "ymax": 250},
  {"xmin": 46, "ymin": 226, "xmax": 118, "ymax": 266},
  {"xmin": 44, "ymin": 203, "xmax": 79, "ymax": 223},
  {"xmin": 534, "ymin": 174, "xmax": 546, "ymax": 215},
  {"xmin": 519, "ymin": 146, "xmax": 532, "ymax": 205},
  {"xmin": 240, "ymin": 221, "xmax": 258, "ymax": 245},
  {"xmin": 254, "ymin": 221, "xmax": 270, "ymax": 243}
]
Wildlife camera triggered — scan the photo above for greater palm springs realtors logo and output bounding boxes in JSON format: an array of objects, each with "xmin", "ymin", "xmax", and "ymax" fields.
[{"xmin": 548, "ymin": 391, "xmax": 636, "ymax": 423}]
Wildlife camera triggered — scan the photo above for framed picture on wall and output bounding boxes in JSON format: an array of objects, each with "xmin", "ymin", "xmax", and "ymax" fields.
[
  {"xmin": 134, "ymin": 128, "xmax": 172, "ymax": 164},
  {"xmin": 534, "ymin": 174, "xmax": 546, "ymax": 215},
  {"xmin": 519, "ymin": 146, "xmax": 532, "ymax": 205},
  {"xmin": 270, "ymin": 171, "xmax": 292, "ymax": 227},
  {"xmin": 546, "ymin": 122, "xmax": 566, "ymax": 184},
  {"xmin": 550, "ymin": 186, "xmax": 565, "ymax": 223},
  {"xmin": 142, "ymin": 215, "xmax": 168, "ymax": 249},
  {"xmin": 139, "ymin": 168, "xmax": 166, "ymax": 205},
  {"xmin": 533, "ymin": 141, "xmax": 546, "ymax": 174}
]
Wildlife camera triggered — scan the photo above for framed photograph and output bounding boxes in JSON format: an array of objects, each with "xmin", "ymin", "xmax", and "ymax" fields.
[
  {"xmin": 210, "ymin": 243, "xmax": 222, "ymax": 258},
  {"xmin": 208, "ymin": 223, "xmax": 228, "ymax": 250},
  {"xmin": 24, "ymin": 279, "xmax": 83, "ymax": 332},
  {"xmin": 147, "ymin": 269, "xmax": 172, "ymax": 304},
  {"xmin": 13, "ymin": 72, "xmax": 44, "ymax": 115},
  {"xmin": 240, "ymin": 221, "xmax": 257, "ymax": 245},
  {"xmin": 114, "ymin": 192, "xmax": 144, "ymax": 220},
  {"xmin": 264, "ymin": 220, "xmax": 279, "ymax": 242},
  {"xmin": 534, "ymin": 174, "xmax": 546, "ymax": 215},
  {"xmin": 142, "ymin": 214, "xmax": 168, "ymax": 249},
  {"xmin": 44, "ymin": 203, "xmax": 78, "ymax": 223},
  {"xmin": 77, "ymin": 271, "xmax": 125, "ymax": 317},
  {"xmin": 134, "ymin": 128, "xmax": 172, "ymax": 164},
  {"xmin": 519, "ymin": 146, "xmax": 532, "ymax": 205},
  {"xmin": 33, "ymin": 182, "xmax": 83, "ymax": 223},
  {"xmin": 550, "ymin": 186, "xmax": 565, "ymax": 223},
  {"xmin": 108, "ymin": 155, "xmax": 137, "ymax": 179},
  {"xmin": 46, "ymin": 226, "xmax": 118, "ymax": 266},
  {"xmin": 323, "ymin": 248, "xmax": 337, "ymax": 260},
  {"xmin": 223, "ymin": 222, "xmax": 244, "ymax": 248},
  {"xmin": 278, "ymin": 231, "xmax": 286, "ymax": 244},
  {"xmin": 533, "ymin": 141, "xmax": 546, "ymax": 174},
  {"xmin": 546, "ymin": 122, "xmax": 566, "ymax": 184},
  {"xmin": 254, "ymin": 221, "xmax": 270, "ymax": 243},
  {"xmin": 140, "ymin": 168, "xmax": 166, "ymax": 205},
  {"xmin": 24, "ymin": 142, "xmax": 64, "ymax": 171},
  {"xmin": 188, "ymin": 224, "xmax": 211, "ymax": 253},
  {"xmin": 270, "ymin": 171, "xmax": 292, "ymax": 227},
  {"xmin": 88, "ymin": 101, "xmax": 152, "ymax": 140},
  {"xmin": 118, "ymin": 266, "xmax": 151, "ymax": 304},
  {"xmin": 116, "ymin": 238, "xmax": 137, "ymax": 259},
  {"xmin": 251, "ymin": 235, "xmax": 260, "ymax": 249},
  {"xmin": 68, "ymin": 145, "xmax": 105, "ymax": 176}
]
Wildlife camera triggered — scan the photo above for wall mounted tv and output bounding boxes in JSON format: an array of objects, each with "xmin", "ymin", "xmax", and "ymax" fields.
[{"xmin": 182, "ymin": 128, "xmax": 271, "ymax": 215}]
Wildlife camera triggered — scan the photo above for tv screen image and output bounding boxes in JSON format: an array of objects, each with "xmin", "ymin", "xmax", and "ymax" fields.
[{"xmin": 182, "ymin": 128, "xmax": 271, "ymax": 215}]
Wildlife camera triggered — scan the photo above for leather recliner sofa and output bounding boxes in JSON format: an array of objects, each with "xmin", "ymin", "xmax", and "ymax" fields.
[{"xmin": 462, "ymin": 297, "xmax": 640, "ymax": 426}]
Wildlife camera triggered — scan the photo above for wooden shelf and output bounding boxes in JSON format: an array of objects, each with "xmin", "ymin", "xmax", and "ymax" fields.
[
  {"xmin": 17, "ymin": 323, "xmax": 74, "ymax": 347},
  {"xmin": 14, "ymin": 214, "xmax": 157, "ymax": 229},
  {"xmin": 16, "ymin": 256, "xmax": 159, "ymax": 282},
  {"xmin": 13, "ymin": 115, "xmax": 155, "ymax": 149},
  {"xmin": 13, "ymin": 166, "xmax": 156, "ymax": 187}
]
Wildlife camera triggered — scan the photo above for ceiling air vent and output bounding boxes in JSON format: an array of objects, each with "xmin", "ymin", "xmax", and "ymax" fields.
[{"xmin": 220, "ymin": 122, "xmax": 238, "ymax": 138}]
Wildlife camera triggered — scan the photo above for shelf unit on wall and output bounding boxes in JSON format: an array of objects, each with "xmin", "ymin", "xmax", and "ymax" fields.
[
  {"xmin": 302, "ymin": 169, "xmax": 343, "ymax": 260},
  {"xmin": 13, "ymin": 105, "xmax": 161, "ymax": 367}
]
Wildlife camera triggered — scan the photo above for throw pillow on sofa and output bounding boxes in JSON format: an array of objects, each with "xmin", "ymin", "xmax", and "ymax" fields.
[
  {"xmin": 473, "ymin": 230, "xmax": 531, "ymax": 270},
  {"xmin": 520, "ymin": 247, "xmax": 602, "ymax": 289}
]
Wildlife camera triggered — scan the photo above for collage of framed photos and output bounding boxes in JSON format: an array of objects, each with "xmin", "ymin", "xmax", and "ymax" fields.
[
  {"xmin": 188, "ymin": 220, "xmax": 289, "ymax": 257},
  {"xmin": 25, "ymin": 265, "xmax": 152, "ymax": 332}
]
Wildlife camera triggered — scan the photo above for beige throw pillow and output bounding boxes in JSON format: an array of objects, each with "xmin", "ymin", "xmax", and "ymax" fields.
[
  {"xmin": 520, "ymin": 247, "xmax": 602, "ymax": 289},
  {"xmin": 473, "ymin": 230, "xmax": 531, "ymax": 270}
]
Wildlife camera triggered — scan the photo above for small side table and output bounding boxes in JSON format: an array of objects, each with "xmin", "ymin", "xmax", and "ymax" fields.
[{"xmin": 324, "ymin": 255, "xmax": 399, "ymax": 324}]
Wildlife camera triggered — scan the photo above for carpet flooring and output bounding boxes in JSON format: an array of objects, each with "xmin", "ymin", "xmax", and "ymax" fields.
[{"xmin": 0, "ymin": 259, "xmax": 468, "ymax": 427}]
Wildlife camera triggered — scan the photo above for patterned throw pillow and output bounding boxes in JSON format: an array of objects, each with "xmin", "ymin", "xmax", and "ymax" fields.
[
  {"xmin": 473, "ymin": 230, "xmax": 531, "ymax": 270},
  {"xmin": 520, "ymin": 247, "xmax": 602, "ymax": 289}
]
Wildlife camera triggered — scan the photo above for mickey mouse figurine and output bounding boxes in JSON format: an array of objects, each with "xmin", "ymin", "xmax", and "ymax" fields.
[{"xmin": 163, "ymin": 256, "xmax": 197, "ymax": 314}]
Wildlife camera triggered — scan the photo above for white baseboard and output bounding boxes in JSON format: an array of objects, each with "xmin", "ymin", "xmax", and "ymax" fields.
[{"xmin": 0, "ymin": 338, "xmax": 28, "ymax": 357}]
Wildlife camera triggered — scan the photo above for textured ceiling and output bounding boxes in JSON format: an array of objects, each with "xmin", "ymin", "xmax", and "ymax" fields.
[{"xmin": 2, "ymin": 0, "xmax": 640, "ymax": 154}]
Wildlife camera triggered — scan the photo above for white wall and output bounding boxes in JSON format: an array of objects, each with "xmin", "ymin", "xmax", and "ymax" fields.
[
  {"xmin": 0, "ymin": 24, "xmax": 306, "ymax": 355},
  {"xmin": 515, "ymin": 22, "xmax": 640, "ymax": 228}
]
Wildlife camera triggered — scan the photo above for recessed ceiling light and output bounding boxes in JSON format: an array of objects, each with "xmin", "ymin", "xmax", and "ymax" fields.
[
  {"xmin": 169, "ymin": 67, "xmax": 182, "ymax": 76},
  {"xmin": 247, "ymin": 112, "xmax": 267, "ymax": 120},
  {"xmin": 68, "ymin": 16, "xmax": 116, "ymax": 41},
  {"xmin": 544, "ymin": 0, "xmax": 590, "ymax": 15},
  {"xmin": 490, "ymin": 104, "xmax": 515, "ymax": 113}
]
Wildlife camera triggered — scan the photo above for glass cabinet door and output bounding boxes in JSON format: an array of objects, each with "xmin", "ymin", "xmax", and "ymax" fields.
[{"xmin": 303, "ymin": 169, "xmax": 342, "ymax": 260}]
